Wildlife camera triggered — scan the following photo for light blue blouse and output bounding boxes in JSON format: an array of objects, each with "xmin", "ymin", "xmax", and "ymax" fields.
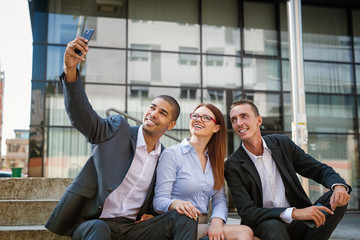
[{"xmin": 154, "ymin": 138, "xmax": 227, "ymax": 222}]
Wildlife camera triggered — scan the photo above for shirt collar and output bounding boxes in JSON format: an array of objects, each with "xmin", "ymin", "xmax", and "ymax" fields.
[
  {"xmin": 180, "ymin": 138, "xmax": 208, "ymax": 156},
  {"xmin": 242, "ymin": 137, "xmax": 272, "ymax": 162},
  {"xmin": 137, "ymin": 125, "xmax": 161, "ymax": 155}
]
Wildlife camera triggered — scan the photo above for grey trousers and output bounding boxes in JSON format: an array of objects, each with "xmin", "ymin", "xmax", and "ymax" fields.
[{"xmin": 72, "ymin": 210, "xmax": 197, "ymax": 240}]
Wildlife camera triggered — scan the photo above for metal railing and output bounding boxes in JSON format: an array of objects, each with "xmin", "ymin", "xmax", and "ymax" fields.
[{"xmin": 106, "ymin": 107, "xmax": 182, "ymax": 143}]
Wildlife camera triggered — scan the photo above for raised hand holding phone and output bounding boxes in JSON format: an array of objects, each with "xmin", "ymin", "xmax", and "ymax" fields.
[
  {"xmin": 63, "ymin": 29, "xmax": 95, "ymax": 82},
  {"xmin": 75, "ymin": 29, "xmax": 94, "ymax": 56}
]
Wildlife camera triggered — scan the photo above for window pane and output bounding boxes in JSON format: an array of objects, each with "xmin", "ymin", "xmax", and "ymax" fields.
[
  {"xmin": 28, "ymin": 127, "xmax": 44, "ymax": 177},
  {"xmin": 283, "ymin": 93, "xmax": 291, "ymax": 132},
  {"xmin": 82, "ymin": 48, "xmax": 126, "ymax": 84},
  {"xmin": 306, "ymin": 94, "xmax": 355, "ymax": 133},
  {"xmin": 129, "ymin": 0, "xmax": 199, "ymax": 52},
  {"xmin": 127, "ymin": 86, "xmax": 201, "ymax": 130},
  {"xmin": 31, "ymin": 82, "xmax": 45, "ymax": 126},
  {"xmin": 45, "ymin": 82, "xmax": 70, "ymax": 126},
  {"xmin": 357, "ymin": 66, "xmax": 360, "ymax": 94},
  {"xmin": 280, "ymin": 3, "xmax": 289, "ymax": 59},
  {"xmin": 203, "ymin": 55, "xmax": 241, "ymax": 88},
  {"xmin": 202, "ymin": 0, "xmax": 240, "ymax": 55},
  {"xmin": 353, "ymin": 10, "xmax": 360, "ymax": 63},
  {"xmin": 243, "ymin": 58, "xmax": 280, "ymax": 91},
  {"xmin": 234, "ymin": 92, "xmax": 282, "ymax": 131},
  {"xmin": 47, "ymin": 46, "xmax": 66, "ymax": 81},
  {"xmin": 85, "ymin": 84, "xmax": 126, "ymax": 117},
  {"xmin": 48, "ymin": 14, "xmax": 126, "ymax": 48},
  {"xmin": 304, "ymin": 62, "xmax": 354, "ymax": 94},
  {"xmin": 44, "ymin": 127, "xmax": 91, "ymax": 178},
  {"xmin": 128, "ymin": 51, "xmax": 200, "ymax": 87},
  {"xmin": 244, "ymin": 1, "xmax": 278, "ymax": 56},
  {"xmin": 307, "ymin": 134, "xmax": 358, "ymax": 210},
  {"xmin": 203, "ymin": 89, "xmax": 228, "ymax": 124},
  {"xmin": 302, "ymin": 6, "xmax": 352, "ymax": 62},
  {"xmin": 282, "ymin": 60, "xmax": 290, "ymax": 91},
  {"xmin": 32, "ymin": 44, "xmax": 46, "ymax": 81}
]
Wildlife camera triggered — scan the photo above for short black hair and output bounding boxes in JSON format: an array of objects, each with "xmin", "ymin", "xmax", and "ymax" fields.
[
  {"xmin": 230, "ymin": 99, "xmax": 260, "ymax": 117},
  {"xmin": 155, "ymin": 95, "xmax": 181, "ymax": 121}
]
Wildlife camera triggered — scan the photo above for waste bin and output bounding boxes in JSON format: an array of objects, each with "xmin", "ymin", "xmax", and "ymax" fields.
[{"xmin": 11, "ymin": 167, "xmax": 22, "ymax": 177}]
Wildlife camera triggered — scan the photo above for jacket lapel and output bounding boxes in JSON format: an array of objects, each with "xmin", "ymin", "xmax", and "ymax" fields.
[{"xmin": 238, "ymin": 146, "xmax": 263, "ymax": 200}]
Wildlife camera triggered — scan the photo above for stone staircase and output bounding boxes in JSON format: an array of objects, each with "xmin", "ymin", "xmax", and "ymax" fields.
[{"xmin": 0, "ymin": 178, "xmax": 73, "ymax": 240}]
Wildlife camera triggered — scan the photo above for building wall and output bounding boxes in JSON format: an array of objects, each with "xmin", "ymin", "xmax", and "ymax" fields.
[{"xmin": 29, "ymin": 0, "xmax": 360, "ymax": 210}]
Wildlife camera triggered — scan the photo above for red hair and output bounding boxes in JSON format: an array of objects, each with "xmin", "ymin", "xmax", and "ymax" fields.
[{"xmin": 193, "ymin": 103, "xmax": 226, "ymax": 191}]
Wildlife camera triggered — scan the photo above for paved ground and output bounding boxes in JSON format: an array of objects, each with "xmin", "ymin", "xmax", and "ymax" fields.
[{"xmin": 227, "ymin": 212, "xmax": 360, "ymax": 240}]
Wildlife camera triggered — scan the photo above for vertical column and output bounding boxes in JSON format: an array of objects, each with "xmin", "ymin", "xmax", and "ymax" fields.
[{"xmin": 287, "ymin": 0, "xmax": 309, "ymax": 194}]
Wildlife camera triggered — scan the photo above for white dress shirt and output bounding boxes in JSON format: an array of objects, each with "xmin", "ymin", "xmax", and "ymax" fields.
[
  {"xmin": 100, "ymin": 125, "xmax": 161, "ymax": 220},
  {"xmin": 243, "ymin": 139, "xmax": 294, "ymax": 223}
]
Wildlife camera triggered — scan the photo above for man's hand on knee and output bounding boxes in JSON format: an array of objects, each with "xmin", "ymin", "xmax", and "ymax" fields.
[{"xmin": 292, "ymin": 206, "xmax": 334, "ymax": 228}]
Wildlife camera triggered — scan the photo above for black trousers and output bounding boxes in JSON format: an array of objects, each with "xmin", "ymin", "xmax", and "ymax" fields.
[
  {"xmin": 253, "ymin": 191, "xmax": 348, "ymax": 240},
  {"xmin": 72, "ymin": 210, "xmax": 197, "ymax": 240}
]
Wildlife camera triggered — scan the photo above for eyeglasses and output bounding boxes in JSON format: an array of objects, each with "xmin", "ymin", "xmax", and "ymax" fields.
[{"xmin": 190, "ymin": 113, "xmax": 217, "ymax": 124}]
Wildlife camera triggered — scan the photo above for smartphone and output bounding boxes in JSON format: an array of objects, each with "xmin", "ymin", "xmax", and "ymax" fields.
[
  {"xmin": 75, "ymin": 29, "xmax": 94, "ymax": 56},
  {"xmin": 303, "ymin": 203, "xmax": 330, "ymax": 228}
]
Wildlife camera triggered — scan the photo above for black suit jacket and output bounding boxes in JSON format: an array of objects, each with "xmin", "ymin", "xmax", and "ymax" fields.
[
  {"xmin": 224, "ymin": 134, "xmax": 351, "ymax": 228},
  {"xmin": 46, "ymin": 73, "xmax": 160, "ymax": 236}
]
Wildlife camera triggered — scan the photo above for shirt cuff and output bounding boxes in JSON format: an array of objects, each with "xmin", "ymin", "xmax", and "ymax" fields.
[
  {"xmin": 280, "ymin": 207, "xmax": 294, "ymax": 224},
  {"xmin": 331, "ymin": 183, "xmax": 349, "ymax": 193}
]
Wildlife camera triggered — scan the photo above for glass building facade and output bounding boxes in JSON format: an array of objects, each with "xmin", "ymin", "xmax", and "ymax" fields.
[{"xmin": 29, "ymin": 0, "xmax": 360, "ymax": 210}]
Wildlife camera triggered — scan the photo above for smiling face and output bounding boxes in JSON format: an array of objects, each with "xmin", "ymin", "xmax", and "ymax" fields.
[
  {"xmin": 142, "ymin": 97, "xmax": 176, "ymax": 138},
  {"xmin": 190, "ymin": 106, "xmax": 220, "ymax": 138},
  {"xmin": 229, "ymin": 103, "xmax": 262, "ymax": 143}
]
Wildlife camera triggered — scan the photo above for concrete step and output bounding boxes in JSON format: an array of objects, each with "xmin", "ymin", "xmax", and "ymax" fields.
[
  {"xmin": 0, "ymin": 178, "xmax": 73, "ymax": 200},
  {"xmin": 0, "ymin": 226, "xmax": 70, "ymax": 240},
  {"xmin": 0, "ymin": 199, "xmax": 58, "ymax": 226}
]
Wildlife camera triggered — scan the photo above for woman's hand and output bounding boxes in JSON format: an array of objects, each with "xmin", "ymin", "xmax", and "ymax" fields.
[
  {"xmin": 205, "ymin": 217, "xmax": 225, "ymax": 240},
  {"xmin": 169, "ymin": 200, "xmax": 201, "ymax": 221}
]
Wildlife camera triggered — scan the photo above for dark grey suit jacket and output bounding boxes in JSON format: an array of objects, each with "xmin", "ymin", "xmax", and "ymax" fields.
[
  {"xmin": 225, "ymin": 134, "xmax": 351, "ymax": 228},
  {"xmin": 46, "ymin": 73, "xmax": 159, "ymax": 236}
]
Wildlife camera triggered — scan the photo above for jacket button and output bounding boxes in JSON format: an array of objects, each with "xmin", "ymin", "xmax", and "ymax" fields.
[
  {"xmin": 107, "ymin": 187, "xmax": 112, "ymax": 192},
  {"xmin": 98, "ymin": 206, "xmax": 102, "ymax": 209}
]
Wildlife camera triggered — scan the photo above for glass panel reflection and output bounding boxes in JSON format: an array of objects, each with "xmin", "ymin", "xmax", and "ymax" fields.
[
  {"xmin": 85, "ymin": 84, "xmax": 126, "ymax": 118},
  {"xmin": 203, "ymin": 89, "xmax": 227, "ymax": 117},
  {"xmin": 243, "ymin": 58, "xmax": 280, "ymax": 91},
  {"xmin": 244, "ymin": 1, "xmax": 278, "ymax": 56},
  {"xmin": 202, "ymin": 0, "xmax": 240, "ymax": 55},
  {"xmin": 306, "ymin": 94, "xmax": 355, "ymax": 133},
  {"xmin": 80, "ymin": 48, "xmax": 126, "ymax": 84},
  {"xmin": 280, "ymin": 3, "xmax": 289, "ymax": 59},
  {"xmin": 32, "ymin": 44, "xmax": 46, "ymax": 81},
  {"xmin": 302, "ymin": 6, "xmax": 352, "ymax": 62},
  {"xmin": 48, "ymin": 14, "xmax": 126, "ymax": 47},
  {"xmin": 203, "ymin": 55, "xmax": 241, "ymax": 88},
  {"xmin": 44, "ymin": 127, "xmax": 91, "ymax": 178},
  {"xmin": 45, "ymin": 82, "xmax": 71, "ymax": 126},
  {"xmin": 357, "ymin": 66, "xmax": 360, "ymax": 94},
  {"xmin": 354, "ymin": 10, "xmax": 360, "ymax": 63},
  {"xmin": 283, "ymin": 93, "xmax": 291, "ymax": 132},
  {"xmin": 307, "ymin": 134, "xmax": 358, "ymax": 210},
  {"xmin": 47, "ymin": 46, "xmax": 66, "ymax": 81},
  {"xmin": 128, "ymin": 51, "xmax": 200, "ymax": 87},
  {"xmin": 28, "ymin": 127, "xmax": 43, "ymax": 177},
  {"xmin": 233, "ymin": 92, "xmax": 282, "ymax": 131},
  {"xmin": 129, "ymin": 0, "xmax": 199, "ymax": 52},
  {"xmin": 282, "ymin": 60, "xmax": 290, "ymax": 91},
  {"xmin": 304, "ymin": 62, "xmax": 354, "ymax": 94},
  {"xmin": 31, "ymin": 82, "xmax": 45, "ymax": 126},
  {"xmin": 127, "ymin": 86, "xmax": 201, "ymax": 130}
]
